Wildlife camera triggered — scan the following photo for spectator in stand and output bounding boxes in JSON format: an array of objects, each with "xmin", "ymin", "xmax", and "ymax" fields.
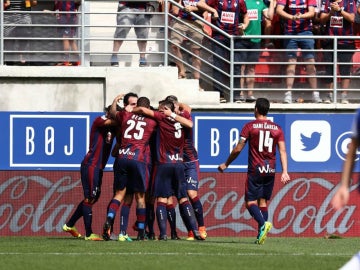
[
  {"xmin": 237, "ymin": 0, "xmax": 276, "ymax": 103},
  {"xmin": 218, "ymin": 98, "xmax": 290, "ymax": 244},
  {"xmin": 320, "ymin": 0, "xmax": 356, "ymax": 104},
  {"xmin": 276, "ymin": 0, "xmax": 322, "ymax": 104},
  {"xmin": 3, "ymin": 0, "xmax": 37, "ymax": 65},
  {"xmin": 198, "ymin": 0, "xmax": 249, "ymax": 103},
  {"xmin": 355, "ymin": 0, "xmax": 360, "ymax": 51},
  {"xmin": 55, "ymin": 0, "xmax": 81, "ymax": 66},
  {"xmin": 170, "ymin": 0, "xmax": 218, "ymax": 91},
  {"xmin": 62, "ymin": 105, "xmax": 117, "ymax": 241},
  {"xmin": 110, "ymin": 1, "xmax": 162, "ymax": 67},
  {"xmin": 262, "ymin": 0, "xmax": 275, "ymax": 49}
]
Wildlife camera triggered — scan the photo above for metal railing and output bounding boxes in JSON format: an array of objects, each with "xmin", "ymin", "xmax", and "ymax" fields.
[{"xmin": 1, "ymin": 0, "xmax": 359, "ymax": 103}]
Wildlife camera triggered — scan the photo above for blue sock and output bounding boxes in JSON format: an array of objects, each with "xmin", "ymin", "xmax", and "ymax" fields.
[
  {"xmin": 156, "ymin": 202, "xmax": 167, "ymax": 237},
  {"xmin": 120, "ymin": 203, "xmax": 130, "ymax": 234},
  {"xmin": 190, "ymin": 196, "xmax": 205, "ymax": 227},
  {"xmin": 179, "ymin": 201, "xmax": 197, "ymax": 232},
  {"xmin": 146, "ymin": 203, "xmax": 155, "ymax": 234},
  {"xmin": 260, "ymin": 206, "xmax": 268, "ymax": 221},
  {"xmin": 67, "ymin": 201, "xmax": 84, "ymax": 227},
  {"xmin": 107, "ymin": 199, "xmax": 120, "ymax": 220},
  {"xmin": 166, "ymin": 204, "xmax": 177, "ymax": 235},
  {"xmin": 82, "ymin": 201, "xmax": 93, "ymax": 237},
  {"xmin": 247, "ymin": 204, "xmax": 265, "ymax": 228}
]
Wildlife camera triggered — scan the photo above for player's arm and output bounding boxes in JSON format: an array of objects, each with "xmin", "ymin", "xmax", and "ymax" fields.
[
  {"xmin": 132, "ymin": 106, "xmax": 155, "ymax": 118},
  {"xmin": 178, "ymin": 102, "xmax": 192, "ymax": 113},
  {"xmin": 341, "ymin": 138, "xmax": 359, "ymax": 188},
  {"xmin": 163, "ymin": 106, "xmax": 193, "ymax": 128},
  {"xmin": 110, "ymin": 94, "xmax": 125, "ymax": 119},
  {"xmin": 218, "ymin": 138, "xmax": 246, "ymax": 172},
  {"xmin": 331, "ymin": 137, "xmax": 359, "ymax": 210},
  {"xmin": 278, "ymin": 140, "xmax": 290, "ymax": 184}
]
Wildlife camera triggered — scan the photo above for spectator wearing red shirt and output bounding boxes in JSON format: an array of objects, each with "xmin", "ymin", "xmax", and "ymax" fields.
[
  {"xmin": 198, "ymin": 0, "xmax": 249, "ymax": 103},
  {"xmin": 320, "ymin": 0, "xmax": 356, "ymax": 104}
]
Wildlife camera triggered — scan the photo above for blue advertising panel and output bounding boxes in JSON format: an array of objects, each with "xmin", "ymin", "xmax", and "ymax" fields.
[
  {"xmin": 193, "ymin": 112, "xmax": 358, "ymax": 173},
  {"xmin": 0, "ymin": 111, "xmax": 358, "ymax": 172},
  {"xmin": 0, "ymin": 112, "xmax": 115, "ymax": 171}
]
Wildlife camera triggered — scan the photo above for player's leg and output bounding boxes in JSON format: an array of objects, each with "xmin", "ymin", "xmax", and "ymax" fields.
[{"xmin": 166, "ymin": 196, "xmax": 180, "ymax": 240}]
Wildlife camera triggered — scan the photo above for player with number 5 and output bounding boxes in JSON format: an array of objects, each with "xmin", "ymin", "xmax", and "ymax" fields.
[{"xmin": 218, "ymin": 97, "xmax": 291, "ymax": 244}]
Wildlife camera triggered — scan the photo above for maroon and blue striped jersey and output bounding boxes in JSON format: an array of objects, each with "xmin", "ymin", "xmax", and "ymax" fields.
[
  {"xmin": 152, "ymin": 111, "xmax": 186, "ymax": 164},
  {"xmin": 181, "ymin": 110, "xmax": 199, "ymax": 162},
  {"xmin": 55, "ymin": 1, "xmax": 80, "ymax": 12},
  {"xmin": 178, "ymin": 0, "xmax": 204, "ymax": 20},
  {"xmin": 115, "ymin": 110, "xmax": 157, "ymax": 164},
  {"xmin": 240, "ymin": 119, "xmax": 284, "ymax": 175},
  {"xmin": 321, "ymin": 0, "xmax": 356, "ymax": 44},
  {"xmin": 277, "ymin": 0, "xmax": 317, "ymax": 34},
  {"xmin": 82, "ymin": 115, "xmax": 116, "ymax": 169},
  {"xmin": 206, "ymin": 0, "xmax": 248, "ymax": 36},
  {"xmin": 121, "ymin": 1, "xmax": 147, "ymax": 9}
]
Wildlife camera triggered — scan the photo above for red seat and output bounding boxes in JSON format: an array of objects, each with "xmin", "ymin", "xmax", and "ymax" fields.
[
  {"xmin": 352, "ymin": 51, "xmax": 360, "ymax": 75},
  {"xmin": 255, "ymin": 51, "xmax": 281, "ymax": 83}
]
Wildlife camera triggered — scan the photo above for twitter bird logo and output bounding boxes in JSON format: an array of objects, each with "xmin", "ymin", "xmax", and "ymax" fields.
[
  {"xmin": 291, "ymin": 120, "xmax": 331, "ymax": 162},
  {"xmin": 300, "ymin": 132, "xmax": 321, "ymax": 151}
]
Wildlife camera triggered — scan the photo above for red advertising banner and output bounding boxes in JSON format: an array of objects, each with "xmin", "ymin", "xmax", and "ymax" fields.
[{"xmin": 0, "ymin": 171, "xmax": 359, "ymax": 238}]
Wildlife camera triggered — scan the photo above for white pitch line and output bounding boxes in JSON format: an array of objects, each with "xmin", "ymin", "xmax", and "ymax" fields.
[{"xmin": 0, "ymin": 252, "xmax": 353, "ymax": 257}]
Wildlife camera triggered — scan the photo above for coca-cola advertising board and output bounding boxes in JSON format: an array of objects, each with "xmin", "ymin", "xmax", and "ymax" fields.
[{"xmin": 0, "ymin": 171, "xmax": 359, "ymax": 237}]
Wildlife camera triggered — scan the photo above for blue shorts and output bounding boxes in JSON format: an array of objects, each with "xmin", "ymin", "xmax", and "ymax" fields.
[
  {"xmin": 238, "ymin": 40, "xmax": 261, "ymax": 63},
  {"xmin": 322, "ymin": 42, "xmax": 355, "ymax": 83},
  {"xmin": 152, "ymin": 163, "xmax": 187, "ymax": 199},
  {"xmin": 283, "ymin": 31, "xmax": 315, "ymax": 59},
  {"xmin": 184, "ymin": 160, "xmax": 200, "ymax": 191},
  {"xmin": 81, "ymin": 162, "xmax": 103, "ymax": 201},
  {"xmin": 245, "ymin": 173, "xmax": 275, "ymax": 201},
  {"xmin": 113, "ymin": 158, "xmax": 149, "ymax": 193},
  {"xmin": 58, "ymin": 15, "xmax": 78, "ymax": 37}
]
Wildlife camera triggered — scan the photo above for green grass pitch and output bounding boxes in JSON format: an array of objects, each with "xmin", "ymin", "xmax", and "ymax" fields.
[{"xmin": 0, "ymin": 236, "xmax": 358, "ymax": 270}]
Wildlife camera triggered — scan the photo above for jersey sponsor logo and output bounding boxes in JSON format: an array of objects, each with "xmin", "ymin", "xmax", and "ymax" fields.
[
  {"xmin": 186, "ymin": 176, "xmax": 198, "ymax": 187},
  {"xmin": 118, "ymin": 148, "xmax": 135, "ymax": 156},
  {"xmin": 220, "ymin": 11, "xmax": 235, "ymax": 24},
  {"xmin": 247, "ymin": 9, "xmax": 259, "ymax": 20},
  {"xmin": 290, "ymin": 120, "xmax": 331, "ymax": 162},
  {"xmin": 257, "ymin": 164, "xmax": 276, "ymax": 174},
  {"xmin": 168, "ymin": 153, "xmax": 183, "ymax": 161}
]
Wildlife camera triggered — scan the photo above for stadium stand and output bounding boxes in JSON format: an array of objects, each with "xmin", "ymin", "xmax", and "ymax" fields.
[{"xmin": 0, "ymin": 0, "xmax": 359, "ymax": 110}]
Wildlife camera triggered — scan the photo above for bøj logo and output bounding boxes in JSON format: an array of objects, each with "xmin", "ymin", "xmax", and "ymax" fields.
[{"xmin": 291, "ymin": 120, "xmax": 331, "ymax": 162}]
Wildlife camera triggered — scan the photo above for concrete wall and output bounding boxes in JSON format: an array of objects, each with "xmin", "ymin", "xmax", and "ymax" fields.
[{"xmin": 0, "ymin": 66, "xmax": 219, "ymax": 112}]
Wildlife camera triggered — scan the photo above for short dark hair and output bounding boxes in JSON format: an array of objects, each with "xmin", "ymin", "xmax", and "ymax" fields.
[
  {"xmin": 255, "ymin": 98, "xmax": 270, "ymax": 116},
  {"xmin": 158, "ymin": 99, "xmax": 175, "ymax": 112},
  {"xmin": 123, "ymin": 92, "xmax": 138, "ymax": 106},
  {"xmin": 165, "ymin": 95, "xmax": 178, "ymax": 102},
  {"xmin": 104, "ymin": 105, "xmax": 111, "ymax": 113},
  {"xmin": 137, "ymin": 96, "xmax": 151, "ymax": 108}
]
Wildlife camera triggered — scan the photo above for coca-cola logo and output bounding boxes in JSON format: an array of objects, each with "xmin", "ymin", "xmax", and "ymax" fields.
[
  {"xmin": 0, "ymin": 175, "xmax": 80, "ymax": 233},
  {"xmin": 0, "ymin": 172, "xmax": 358, "ymax": 236}
]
